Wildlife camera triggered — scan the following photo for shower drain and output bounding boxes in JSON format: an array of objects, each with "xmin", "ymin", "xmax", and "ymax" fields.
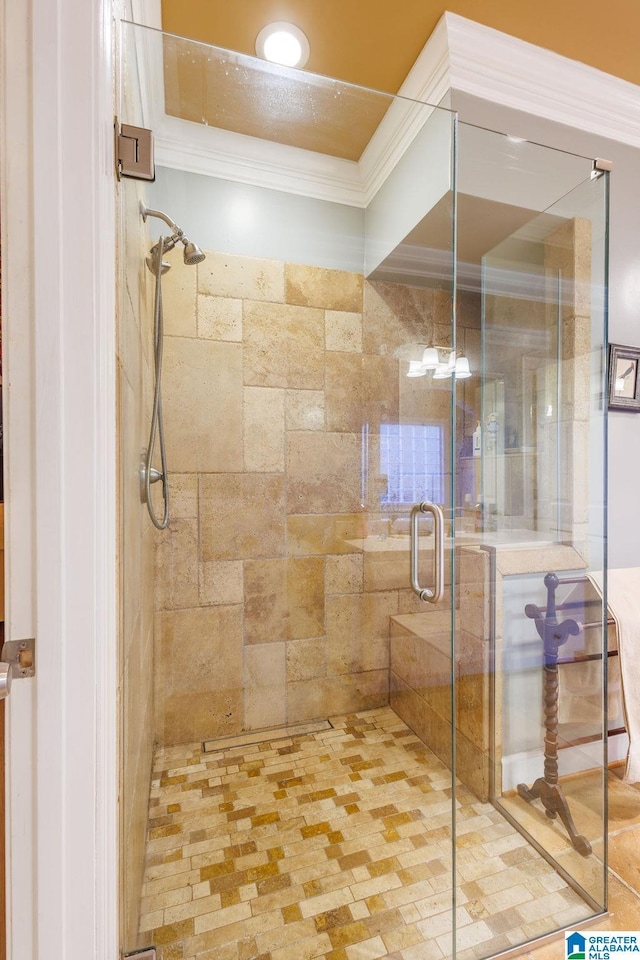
[{"xmin": 202, "ymin": 718, "xmax": 333, "ymax": 753}]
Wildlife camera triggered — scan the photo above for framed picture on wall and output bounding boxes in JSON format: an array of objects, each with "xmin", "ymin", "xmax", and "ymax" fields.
[{"xmin": 608, "ymin": 343, "xmax": 640, "ymax": 411}]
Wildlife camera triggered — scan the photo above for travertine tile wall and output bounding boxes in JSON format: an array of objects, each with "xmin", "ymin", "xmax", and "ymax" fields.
[
  {"xmin": 118, "ymin": 180, "xmax": 157, "ymax": 949},
  {"xmin": 154, "ymin": 249, "xmax": 457, "ymax": 746},
  {"xmin": 390, "ymin": 547, "xmax": 492, "ymax": 801}
]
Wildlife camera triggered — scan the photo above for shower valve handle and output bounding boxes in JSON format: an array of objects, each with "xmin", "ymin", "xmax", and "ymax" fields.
[{"xmin": 139, "ymin": 452, "xmax": 165, "ymax": 507}]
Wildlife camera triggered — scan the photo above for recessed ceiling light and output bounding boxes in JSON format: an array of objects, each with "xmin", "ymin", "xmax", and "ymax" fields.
[{"xmin": 255, "ymin": 22, "xmax": 310, "ymax": 68}]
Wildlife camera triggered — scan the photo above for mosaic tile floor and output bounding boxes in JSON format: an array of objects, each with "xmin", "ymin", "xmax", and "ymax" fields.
[{"xmin": 138, "ymin": 708, "xmax": 591, "ymax": 960}]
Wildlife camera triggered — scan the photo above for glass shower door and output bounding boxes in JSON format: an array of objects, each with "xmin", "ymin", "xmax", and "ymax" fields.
[
  {"xmin": 453, "ymin": 141, "xmax": 609, "ymax": 959},
  {"xmin": 118, "ymin": 20, "xmax": 459, "ymax": 959},
  {"xmin": 118, "ymin": 21, "xmax": 611, "ymax": 960}
]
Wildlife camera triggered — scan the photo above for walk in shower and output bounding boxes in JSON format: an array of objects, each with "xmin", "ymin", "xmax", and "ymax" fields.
[{"xmin": 118, "ymin": 20, "xmax": 609, "ymax": 960}]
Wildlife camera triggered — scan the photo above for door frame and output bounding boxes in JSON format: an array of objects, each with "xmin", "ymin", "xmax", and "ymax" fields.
[{"xmin": 0, "ymin": 0, "xmax": 118, "ymax": 956}]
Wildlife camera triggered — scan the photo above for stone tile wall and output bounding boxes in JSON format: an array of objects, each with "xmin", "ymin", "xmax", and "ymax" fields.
[
  {"xmin": 390, "ymin": 548, "xmax": 492, "ymax": 801},
  {"xmin": 154, "ymin": 249, "xmax": 455, "ymax": 745},
  {"xmin": 118, "ymin": 178, "xmax": 157, "ymax": 948},
  {"xmin": 391, "ymin": 542, "xmax": 592, "ymax": 802}
]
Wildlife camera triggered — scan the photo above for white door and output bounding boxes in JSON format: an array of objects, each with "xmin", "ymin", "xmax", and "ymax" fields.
[{"xmin": 0, "ymin": 0, "xmax": 119, "ymax": 957}]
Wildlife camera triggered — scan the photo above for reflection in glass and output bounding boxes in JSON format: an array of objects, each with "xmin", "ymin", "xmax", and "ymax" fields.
[
  {"xmin": 469, "ymin": 160, "xmax": 609, "ymax": 938},
  {"xmin": 614, "ymin": 356, "xmax": 637, "ymax": 397}
]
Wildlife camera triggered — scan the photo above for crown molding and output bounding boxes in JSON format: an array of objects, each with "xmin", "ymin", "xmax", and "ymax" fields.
[
  {"xmin": 358, "ymin": 15, "xmax": 451, "ymax": 203},
  {"xmin": 155, "ymin": 116, "xmax": 365, "ymax": 206},
  {"xmin": 444, "ymin": 11, "xmax": 640, "ymax": 149},
  {"xmin": 130, "ymin": 12, "xmax": 640, "ymax": 206}
]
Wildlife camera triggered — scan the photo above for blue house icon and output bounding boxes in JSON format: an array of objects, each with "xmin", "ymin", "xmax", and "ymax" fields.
[{"xmin": 567, "ymin": 933, "xmax": 586, "ymax": 959}]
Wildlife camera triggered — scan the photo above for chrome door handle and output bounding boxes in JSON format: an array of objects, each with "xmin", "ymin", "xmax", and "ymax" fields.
[{"xmin": 410, "ymin": 501, "xmax": 445, "ymax": 603}]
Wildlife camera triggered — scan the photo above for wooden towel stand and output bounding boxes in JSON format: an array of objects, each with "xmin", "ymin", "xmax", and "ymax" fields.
[{"xmin": 516, "ymin": 571, "xmax": 592, "ymax": 857}]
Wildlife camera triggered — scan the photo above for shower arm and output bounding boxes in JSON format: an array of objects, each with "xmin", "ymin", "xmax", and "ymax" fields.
[{"xmin": 140, "ymin": 204, "xmax": 183, "ymax": 239}]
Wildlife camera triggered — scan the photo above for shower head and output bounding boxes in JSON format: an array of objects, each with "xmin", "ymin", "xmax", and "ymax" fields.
[
  {"xmin": 182, "ymin": 238, "xmax": 206, "ymax": 266},
  {"xmin": 141, "ymin": 204, "xmax": 205, "ymax": 270}
]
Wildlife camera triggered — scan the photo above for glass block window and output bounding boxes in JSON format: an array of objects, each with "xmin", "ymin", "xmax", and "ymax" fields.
[{"xmin": 379, "ymin": 423, "xmax": 444, "ymax": 505}]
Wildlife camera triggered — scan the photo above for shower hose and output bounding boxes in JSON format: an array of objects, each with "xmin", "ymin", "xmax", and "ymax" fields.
[{"xmin": 143, "ymin": 237, "xmax": 170, "ymax": 530}]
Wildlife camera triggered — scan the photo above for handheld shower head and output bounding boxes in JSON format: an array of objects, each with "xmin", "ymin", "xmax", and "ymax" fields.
[
  {"xmin": 145, "ymin": 238, "xmax": 175, "ymax": 275},
  {"xmin": 182, "ymin": 238, "xmax": 206, "ymax": 266}
]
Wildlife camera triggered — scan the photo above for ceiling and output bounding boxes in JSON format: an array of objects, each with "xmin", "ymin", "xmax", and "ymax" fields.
[
  {"xmin": 153, "ymin": 2, "xmax": 614, "ymax": 284},
  {"xmin": 161, "ymin": 0, "xmax": 640, "ymax": 93},
  {"xmin": 161, "ymin": 32, "xmax": 398, "ymax": 162}
]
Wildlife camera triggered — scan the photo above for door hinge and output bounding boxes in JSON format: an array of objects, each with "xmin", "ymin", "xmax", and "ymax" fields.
[
  {"xmin": 1, "ymin": 637, "xmax": 35, "ymax": 679},
  {"xmin": 116, "ymin": 122, "xmax": 155, "ymax": 182},
  {"xmin": 592, "ymin": 157, "xmax": 613, "ymax": 179}
]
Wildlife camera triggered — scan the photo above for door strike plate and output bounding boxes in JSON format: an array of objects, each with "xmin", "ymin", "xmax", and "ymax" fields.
[
  {"xmin": 1, "ymin": 638, "xmax": 35, "ymax": 679},
  {"xmin": 116, "ymin": 122, "xmax": 155, "ymax": 182}
]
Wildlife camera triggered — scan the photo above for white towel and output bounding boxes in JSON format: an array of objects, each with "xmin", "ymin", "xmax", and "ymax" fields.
[{"xmin": 590, "ymin": 569, "xmax": 640, "ymax": 783}]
